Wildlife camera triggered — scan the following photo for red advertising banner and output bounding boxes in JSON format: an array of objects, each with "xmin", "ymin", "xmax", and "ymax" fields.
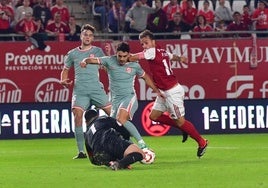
[{"xmin": 1, "ymin": 38, "xmax": 268, "ymax": 104}]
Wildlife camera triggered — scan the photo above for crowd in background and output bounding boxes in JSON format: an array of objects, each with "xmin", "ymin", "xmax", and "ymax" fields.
[
  {"xmin": 0, "ymin": 0, "xmax": 268, "ymax": 42},
  {"xmin": 111, "ymin": 0, "xmax": 268, "ymax": 39},
  {"xmin": 0, "ymin": 0, "xmax": 81, "ymax": 42}
]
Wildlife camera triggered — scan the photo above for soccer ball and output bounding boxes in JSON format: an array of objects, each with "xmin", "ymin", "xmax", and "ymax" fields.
[{"xmin": 141, "ymin": 148, "xmax": 156, "ymax": 164}]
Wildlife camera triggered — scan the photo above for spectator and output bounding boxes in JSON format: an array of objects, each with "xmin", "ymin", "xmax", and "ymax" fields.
[
  {"xmin": 50, "ymin": 0, "xmax": 70, "ymax": 23},
  {"xmin": 125, "ymin": 0, "xmax": 155, "ymax": 39},
  {"xmin": 192, "ymin": 14, "xmax": 214, "ymax": 38},
  {"xmin": 35, "ymin": 17, "xmax": 46, "ymax": 33},
  {"xmin": 34, "ymin": 16, "xmax": 49, "ymax": 42},
  {"xmin": 241, "ymin": 4, "xmax": 252, "ymax": 30},
  {"xmin": 146, "ymin": 0, "xmax": 167, "ymax": 38},
  {"xmin": 0, "ymin": 0, "xmax": 15, "ymax": 40},
  {"xmin": 44, "ymin": 0, "xmax": 53, "ymax": 8},
  {"xmin": 214, "ymin": 19, "xmax": 227, "ymax": 37},
  {"xmin": 215, "ymin": 0, "xmax": 233, "ymax": 26},
  {"xmin": 181, "ymin": 0, "xmax": 198, "ymax": 29},
  {"xmin": 166, "ymin": 12, "xmax": 191, "ymax": 39},
  {"xmin": 33, "ymin": 0, "xmax": 52, "ymax": 30},
  {"xmin": 252, "ymin": 0, "xmax": 268, "ymax": 37},
  {"xmin": 0, "ymin": 0, "xmax": 15, "ymax": 23},
  {"xmin": 14, "ymin": 0, "xmax": 33, "ymax": 26},
  {"xmin": 15, "ymin": 11, "xmax": 49, "ymax": 52},
  {"xmin": 93, "ymin": 0, "xmax": 110, "ymax": 32},
  {"xmin": 226, "ymin": 11, "xmax": 251, "ymax": 37},
  {"xmin": 66, "ymin": 15, "xmax": 81, "ymax": 41},
  {"xmin": 108, "ymin": 0, "xmax": 125, "ymax": 37},
  {"xmin": 45, "ymin": 11, "xmax": 70, "ymax": 40},
  {"xmin": 198, "ymin": 0, "xmax": 215, "ymax": 26},
  {"xmin": 162, "ymin": 0, "xmax": 181, "ymax": 21}
]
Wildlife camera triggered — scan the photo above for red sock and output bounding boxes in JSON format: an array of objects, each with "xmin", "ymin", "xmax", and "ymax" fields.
[
  {"xmin": 180, "ymin": 120, "xmax": 205, "ymax": 147},
  {"xmin": 155, "ymin": 115, "xmax": 205, "ymax": 146},
  {"xmin": 155, "ymin": 114, "xmax": 179, "ymax": 129}
]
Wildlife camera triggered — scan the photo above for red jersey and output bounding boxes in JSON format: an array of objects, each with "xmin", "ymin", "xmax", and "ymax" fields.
[
  {"xmin": 0, "ymin": 5, "xmax": 14, "ymax": 29},
  {"xmin": 241, "ymin": 11, "xmax": 252, "ymax": 29},
  {"xmin": 182, "ymin": 7, "xmax": 198, "ymax": 25},
  {"xmin": 50, "ymin": 5, "xmax": 70, "ymax": 23},
  {"xmin": 143, "ymin": 47, "xmax": 178, "ymax": 90},
  {"xmin": 163, "ymin": 3, "xmax": 181, "ymax": 21},
  {"xmin": 46, "ymin": 20, "xmax": 70, "ymax": 33},
  {"xmin": 192, "ymin": 24, "xmax": 213, "ymax": 38},
  {"xmin": 15, "ymin": 18, "xmax": 38, "ymax": 33},
  {"xmin": 198, "ymin": 9, "xmax": 215, "ymax": 25},
  {"xmin": 252, "ymin": 8, "xmax": 268, "ymax": 30}
]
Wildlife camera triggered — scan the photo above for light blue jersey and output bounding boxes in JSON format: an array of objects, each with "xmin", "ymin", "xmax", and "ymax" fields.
[
  {"xmin": 100, "ymin": 55, "xmax": 145, "ymax": 98},
  {"xmin": 64, "ymin": 46, "xmax": 105, "ymax": 93},
  {"xmin": 99, "ymin": 55, "xmax": 145, "ymax": 118},
  {"xmin": 64, "ymin": 46, "xmax": 110, "ymax": 110}
]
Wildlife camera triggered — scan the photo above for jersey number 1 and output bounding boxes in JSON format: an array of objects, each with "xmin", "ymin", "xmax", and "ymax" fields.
[{"xmin": 163, "ymin": 59, "xmax": 173, "ymax": 75}]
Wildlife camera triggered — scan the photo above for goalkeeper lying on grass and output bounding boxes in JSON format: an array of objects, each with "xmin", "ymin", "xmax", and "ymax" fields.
[{"xmin": 84, "ymin": 109, "xmax": 145, "ymax": 170}]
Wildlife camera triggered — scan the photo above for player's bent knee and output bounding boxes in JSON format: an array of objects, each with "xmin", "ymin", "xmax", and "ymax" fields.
[{"xmin": 124, "ymin": 144, "xmax": 144, "ymax": 158}]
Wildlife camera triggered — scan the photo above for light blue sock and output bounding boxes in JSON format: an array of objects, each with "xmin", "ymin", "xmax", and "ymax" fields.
[
  {"xmin": 124, "ymin": 121, "xmax": 144, "ymax": 143},
  {"xmin": 74, "ymin": 126, "xmax": 85, "ymax": 153}
]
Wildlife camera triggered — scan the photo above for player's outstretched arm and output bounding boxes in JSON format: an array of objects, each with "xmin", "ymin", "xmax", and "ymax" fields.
[
  {"xmin": 128, "ymin": 52, "xmax": 144, "ymax": 62},
  {"xmin": 80, "ymin": 57, "xmax": 100, "ymax": 68}
]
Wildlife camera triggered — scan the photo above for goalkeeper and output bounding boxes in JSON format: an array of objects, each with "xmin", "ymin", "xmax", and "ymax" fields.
[{"xmin": 84, "ymin": 109, "xmax": 145, "ymax": 170}]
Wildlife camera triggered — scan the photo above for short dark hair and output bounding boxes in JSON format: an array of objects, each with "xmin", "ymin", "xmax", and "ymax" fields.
[
  {"xmin": 197, "ymin": 14, "xmax": 207, "ymax": 25},
  {"xmin": 139, "ymin": 30, "xmax": 154, "ymax": 40},
  {"xmin": 116, "ymin": 42, "xmax": 130, "ymax": 52},
  {"xmin": 81, "ymin": 24, "xmax": 95, "ymax": 33},
  {"xmin": 233, "ymin": 11, "xmax": 241, "ymax": 16},
  {"xmin": 84, "ymin": 109, "xmax": 99, "ymax": 125}
]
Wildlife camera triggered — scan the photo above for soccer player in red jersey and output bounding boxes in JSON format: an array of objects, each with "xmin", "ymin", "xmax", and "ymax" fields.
[{"xmin": 128, "ymin": 30, "xmax": 208, "ymax": 158}]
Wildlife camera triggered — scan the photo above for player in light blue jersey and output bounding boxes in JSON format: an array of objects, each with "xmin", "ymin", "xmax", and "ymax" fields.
[
  {"xmin": 80, "ymin": 42, "xmax": 164, "ymax": 149},
  {"xmin": 60, "ymin": 24, "xmax": 111, "ymax": 159}
]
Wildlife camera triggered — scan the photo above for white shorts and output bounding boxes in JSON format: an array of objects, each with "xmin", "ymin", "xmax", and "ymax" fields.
[{"xmin": 152, "ymin": 84, "xmax": 185, "ymax": 119}]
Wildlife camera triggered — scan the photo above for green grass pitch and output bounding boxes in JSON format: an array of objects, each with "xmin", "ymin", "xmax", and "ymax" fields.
[{"xmin": 0, "ymin": 134, "xmax": 267, "ymax": 188}]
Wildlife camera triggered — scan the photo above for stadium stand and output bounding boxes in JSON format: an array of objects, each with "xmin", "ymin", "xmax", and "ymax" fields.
[{"xmin": 70, "ymin": 0, "xmax": 253, "ymax": 33}]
